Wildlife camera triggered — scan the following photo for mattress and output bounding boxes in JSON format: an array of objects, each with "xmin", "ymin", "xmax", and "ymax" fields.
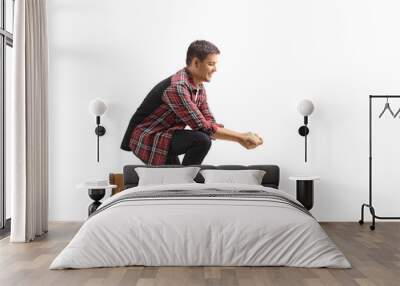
[{"xmin": 50, "ymin": 183, "xmax": 351, "ymax": 269}]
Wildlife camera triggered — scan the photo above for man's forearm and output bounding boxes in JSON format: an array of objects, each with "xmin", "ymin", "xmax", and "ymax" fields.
[{"xmin": 212, "ymin": 127, "xmax": 244, "ymax": 142}]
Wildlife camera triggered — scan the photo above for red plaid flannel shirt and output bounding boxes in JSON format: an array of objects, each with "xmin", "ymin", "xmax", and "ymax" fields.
[{"xmin": 129, "ymin": 68, "xmax": 224, "ymax": 165}]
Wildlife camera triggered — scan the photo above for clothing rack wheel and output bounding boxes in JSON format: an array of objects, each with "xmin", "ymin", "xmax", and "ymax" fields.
[{"xmin": 359, "ymin": 203, "xmax": 376, "ymax": 230}]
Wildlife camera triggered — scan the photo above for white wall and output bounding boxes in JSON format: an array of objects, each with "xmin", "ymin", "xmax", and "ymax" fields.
[{"xmin": 47, "ymin": 0, "xmax": 400, "ymax": 221}]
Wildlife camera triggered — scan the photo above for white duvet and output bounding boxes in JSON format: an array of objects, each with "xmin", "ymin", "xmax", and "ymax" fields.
[{"xmin": 50, "ymin": 183, "xmax": 351, "ymax": 269}]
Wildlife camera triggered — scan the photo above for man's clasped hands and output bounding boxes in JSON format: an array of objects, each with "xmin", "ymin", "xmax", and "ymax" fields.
[{"xmin": 240, "ymin": 132, "xmax": 264, "ymax": 150}]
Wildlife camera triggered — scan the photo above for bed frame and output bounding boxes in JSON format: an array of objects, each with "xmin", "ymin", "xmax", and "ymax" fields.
[{"xmin": 109, "ymin": 164, "xmax": 280, "ymax": 196}]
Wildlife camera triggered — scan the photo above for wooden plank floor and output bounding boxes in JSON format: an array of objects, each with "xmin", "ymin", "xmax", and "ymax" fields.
[{"xmin": 0, "ymin": 222, "xmax": 399, "ymax": 286}]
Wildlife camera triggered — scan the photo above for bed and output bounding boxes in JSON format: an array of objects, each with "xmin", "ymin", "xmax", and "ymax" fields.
[{"xmin": 50, "ymin": 164, "xmax": 351, "ymax": 269}]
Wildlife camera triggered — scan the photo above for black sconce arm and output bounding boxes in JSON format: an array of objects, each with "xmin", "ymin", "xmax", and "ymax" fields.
[
  {"xmin": 94, "ymin": 116, "xmax": 106, "ymax": 162},
  {"xmin": 298, "ymin": 116, "xmax": 310, "ymax": 162}
]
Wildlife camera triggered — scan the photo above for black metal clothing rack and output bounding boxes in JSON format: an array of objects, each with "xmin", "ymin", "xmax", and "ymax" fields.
[{"xmin": 359, "ymin": 95, "xmax": 400, "ymax": 230}]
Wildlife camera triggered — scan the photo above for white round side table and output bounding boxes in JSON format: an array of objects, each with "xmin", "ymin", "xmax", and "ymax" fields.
[{"xmin": 77, "ymin": 183, "xmax": 117, "ymax": 216}]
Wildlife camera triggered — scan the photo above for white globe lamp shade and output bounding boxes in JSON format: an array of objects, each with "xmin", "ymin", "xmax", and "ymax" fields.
[
  {"xmin": 297, "ymin": 99, "xmax": 314, "ymax": 116},
  {"xmin": 89, "ymin": 99, "xmax": 107, "ymax": 116}
]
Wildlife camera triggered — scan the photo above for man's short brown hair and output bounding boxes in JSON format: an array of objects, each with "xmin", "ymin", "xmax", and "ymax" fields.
[{"xmin": 186, "ymin": 40, "xmax": 220, "ymax": 66}]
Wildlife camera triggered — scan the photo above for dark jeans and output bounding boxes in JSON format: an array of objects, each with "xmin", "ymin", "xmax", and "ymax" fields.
[{"xmin": 165, "ymin": 129, "xmax": 212, "ymax": 165}]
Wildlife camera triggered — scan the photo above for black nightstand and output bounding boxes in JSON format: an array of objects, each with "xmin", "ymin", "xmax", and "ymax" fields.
[
  {"xmin": 289, "ymin": 176, "xmax": 320, "ymax": 210},
  {"xmin": 77, "ymin": 183, "xmax": 116, "ymax": 216}
]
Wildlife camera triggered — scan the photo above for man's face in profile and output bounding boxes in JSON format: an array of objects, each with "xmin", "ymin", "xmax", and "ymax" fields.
[{"xmin": 193, "ymin": 53, "xmax": 218, "ymax": 83}]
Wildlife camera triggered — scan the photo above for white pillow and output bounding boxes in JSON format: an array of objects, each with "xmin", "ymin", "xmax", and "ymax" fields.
[
  {"xmin": 200, "ymin": 169, "xmax": 266, "ymax": 185},
  {"xmin": 135, "ymin": 167, "xmax": 201, "ymax": 186}
]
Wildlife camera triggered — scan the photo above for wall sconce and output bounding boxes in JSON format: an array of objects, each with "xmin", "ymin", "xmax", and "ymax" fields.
[
  {"xmin": 297, "ymin": 99, "xmax": 315, "ymax": 162},
  {"xmin": 89, "ymin": 98, "xmax": 107, "ymax": 162}
]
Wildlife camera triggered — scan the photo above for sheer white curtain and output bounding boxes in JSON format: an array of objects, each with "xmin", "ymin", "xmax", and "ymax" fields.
[{"xmin": 10, "ymin": 0, "xmax": 48, "ymax": 242}]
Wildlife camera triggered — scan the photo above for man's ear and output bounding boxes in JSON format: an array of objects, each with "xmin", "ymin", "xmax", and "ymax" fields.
[{"xmin": 193, "ymin": 57, "xmax": 200, "ymax": 68}]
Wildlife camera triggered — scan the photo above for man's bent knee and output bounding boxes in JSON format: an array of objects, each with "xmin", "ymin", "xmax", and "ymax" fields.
[{"xmin": 194, "ymin": 131, "xmax": 212, "ymax": 149}]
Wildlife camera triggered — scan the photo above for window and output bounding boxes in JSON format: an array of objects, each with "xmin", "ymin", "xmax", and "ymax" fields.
[{"xmin": 0, "ymin": 0, "xmax": 14, "ymax": 235}]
